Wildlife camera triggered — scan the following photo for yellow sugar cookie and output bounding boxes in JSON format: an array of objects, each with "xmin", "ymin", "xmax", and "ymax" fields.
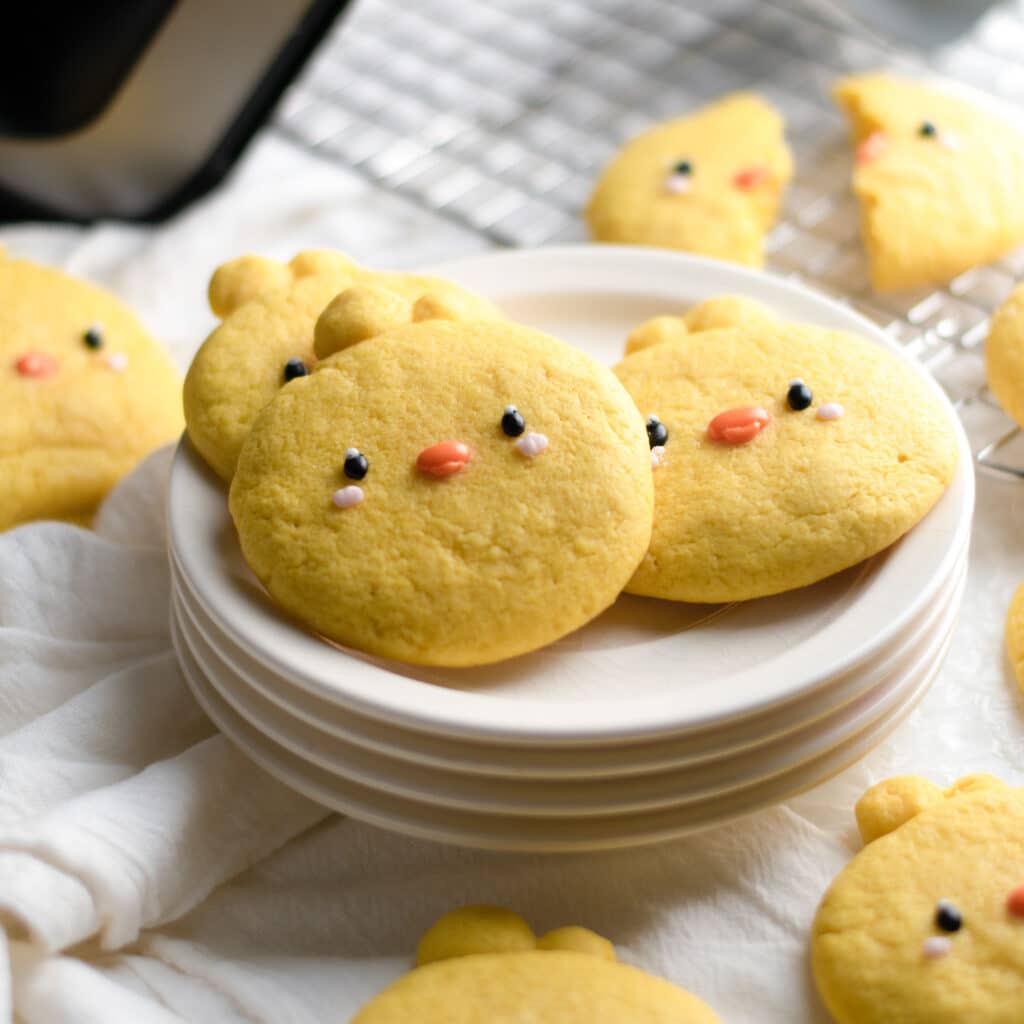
[
  {"xmin": 986, "ymin": 282, "xmax": 1024, "ymax": 428},
  {"xmin": 614, "ymin": 317, "xmax": 957, "ymax": 602},
  {"xmin": 834, "ymin": 73, "xmax": 1024, "ymax": 291},
  {"xmin": 586, "ymin": 93, "xmax": 792, "ymax": 266},
  {"xmin": 354, "ymin": 906, "xmax": 721, "ymax": 1024},
  {"xmin": 0, "ymin": 254, "xmax": 182, "ymax": 529},
  {"xmin": 184, "ymin": 250, "xmax": 503, "ymax": 481},
  {"xmin": 229, "ymin": 314, "xmax": 653, "ymax": 667},
  {"xmin": 813, "ymin": 776, "xmax": 1024, "ymax": 1023}
]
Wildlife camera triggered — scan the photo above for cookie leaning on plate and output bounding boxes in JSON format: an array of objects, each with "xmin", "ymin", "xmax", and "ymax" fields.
[
  {"xmin": 0, "ymin": 252, "xmax": 183, "ymax": 529},
  {"xmin": 834, "ymin": 73, "xmax": 1024, "ymax": 291},
  {"xmin": 613, "ymin": 301, "xmax": 958, "ymax": 602},
  {"xmin": 184, "ymin": 250, "xmax": 504, "ymax": 481},
  {"xmin": 586, "ymin": 92, "xmax": 792, "ymax": 267},
  {"xmin": 985, "ymin": 282, "xmax": 1024, "ymax": 429},
  {"xmin": 812, "ymin": 774, "xmax": 1024, "ymax": 1024},
  {"xmin": 229, "ymin": 305, "xmax": 653, "ymax": 667},
  {"xmin": 353, "ymin": 906, "xmax": 722, "ymax": 1023}
]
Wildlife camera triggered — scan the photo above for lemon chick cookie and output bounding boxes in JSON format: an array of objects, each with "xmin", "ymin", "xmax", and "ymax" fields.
[
  {"xmin": 813, "ymin": 775, "xmax": 1024, "ymax": 1023},
  {"xmin": 354, "ymin": 905, "xmax": 721, "ymax": 1024},
  {"xmin": 229, "ymin": 315, "xmax": 653, "ymax": 666},
  {"xmin": 834, "ymin": 73, "xmax": 1024, "ymax": 291},
  {"xmin": 184, "ymin": 250, "xmax": 503, "ymax": 481},
  {"xmin": 614, "ymin": 318, "xmax": 957, "ymax": 602},
  {"xmin": 586, "ymin": 93, "xmax": 793, "ymax": 266},
  {"xmin": 0, "ymin": 254, "xmax": 182, "ymax": 529}
]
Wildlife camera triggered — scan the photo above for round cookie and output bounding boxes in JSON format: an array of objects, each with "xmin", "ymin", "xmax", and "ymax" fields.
[
  {"xmin": 229, "ymin": 317, "xmax": 653, "ymax": 666},
  {"xmin": 1007, "ymin": 582, "xmax": 1024, "ymax": 693},
  {"xmin": 355, "ymin": 906, "xmax": 721, "ymax": 1024},
  {"xmin": 0, "ymin": 253, "xmax": 182, "ymax": 529},
  {"xmin": 812, "ymin": 775, "xmax": 1024, "ymax": 1023},
  {"xmin": 184, "ymin": 250, "xmax": 503, "ymax": 481},
  {"xmin": 586, "ymin": 92, "xmax": 793, "ymax": 267},
  {"xmin": 614, "ymin": 319, "xmax": 958, "ymax": 602},
  {"xmin": 986, "ymin": 283, "xmax": 1024, "ymax": 429}
]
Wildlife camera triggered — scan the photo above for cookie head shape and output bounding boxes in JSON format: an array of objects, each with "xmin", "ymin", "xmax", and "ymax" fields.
[
  {"xmin": 613, "ymin": 319, "xmax": 957, "ymax": 602},
  {"xmin": 586, "ymin": 93, "xmax": 793, "ymax": 267},
  {"xmin": 354, "ymin": 905, "xmax": 721, "ymax": 1024},
  {"xmin": 229, "ymin": 318, "xmax": 654, "ymax": 666},
  {"xmin": 0, "ymin": 254, "xmax": 182, "ymax": 529},
  {"xmin": 834, "ymin": 73, "xmax": 1024, "ymax": 291},
  {"xmin": 184, "ymin": 250, "xmax": 504, "ymax": 481},
  {"xmin": 813, "ymin": 776, "xmax": 1024, "ymax": 1024}
]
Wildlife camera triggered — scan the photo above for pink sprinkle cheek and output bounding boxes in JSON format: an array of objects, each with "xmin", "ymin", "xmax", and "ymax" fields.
[
  {"xmin": 663, "ymin": 173, "xmax": 691, "ymax": 195},
  {"xmin": 332, "ymin": 485, "xmax": 365, "ymax": 509},
  {"xmin": 105, "ymin": 352, "xmax": 129, "ymax": 372},
  {"xmin": 651, "ymin": 445, "xmax": 666, "ymax": 469},
  {"xmin": 922, "ymin": 936, "xmax": 951, "ymax": 960},
  {"xmin": 515, "ymin": 432, "xmax": 548, "ymax": 458},
  {"xmin": 816, "ymin": 402, "xmax": 845, "ymax": 422}
]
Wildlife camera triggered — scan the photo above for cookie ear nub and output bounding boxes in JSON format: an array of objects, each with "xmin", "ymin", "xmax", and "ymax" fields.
[
  {"xmin": 314, "ymin": 285, "xmax": 413, "ymax": 358},
  {"xmin": 416, "ymin": 906, "xmax": 536, "ymax": 966},
  {"xmin": 943, "ymin": 774, "xmax": 1008, "ymax": 799},
  {"xmin": 855, "ymin": 776, "xmax": 945, "ymax": 844},
  {"xmin": 683, "ymin": 295, "xmax": 778, "ymax": 334},
  {"xmin": 208, "ymin": 255, "xmax": 291, "ymax": 318},
  {"xmin": 537, "ymin": 926, "xmax": 616, "ymax": 961},
  {"xmin": 289, "ymin": 249, "xmax": 358, "ymax": 280},
  {"xmin": 624, "ymin": 316, "xmax": 688, "ymax": 356},
  {"xmin": 412, "ymin": 292, "xmax": 471, "ymax": 323}
]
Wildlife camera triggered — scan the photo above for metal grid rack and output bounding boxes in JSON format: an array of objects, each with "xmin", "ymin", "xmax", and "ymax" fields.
[{"xmin": 273, "ymin": 0, "xmax": 1024, "ymax": 478}]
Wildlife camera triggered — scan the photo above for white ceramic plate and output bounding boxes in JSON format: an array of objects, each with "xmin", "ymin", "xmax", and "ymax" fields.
[
  {"xmin": 171, "ymin": 547, "xmax": 965, "ymax": 783},
  {"xmin": 171, "ymin": 606, "xmax": 950, "ymax": 852},
  {"xmin": 172, "ymin": 564, "xmax": 962, "ymax": 818},
  {"xmin": 168, "ymin": 246, "xmax": 973, "ymax": 744}
]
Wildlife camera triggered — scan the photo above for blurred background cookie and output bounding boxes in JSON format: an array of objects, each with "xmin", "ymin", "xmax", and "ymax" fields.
[{"xmin": 0, "ymin": 253, "xmax": 182, "ymax": 529}]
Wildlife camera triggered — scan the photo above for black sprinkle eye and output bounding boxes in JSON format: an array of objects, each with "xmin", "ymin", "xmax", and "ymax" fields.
[
  {"xmin": 83, "ymin": 325, "xmax": 104, "ymax": 349},
  {"xmin": 646, "ymin": 414, "xmax": 668, "ymax": 448},
  {"xmin": 283, "ymin": 357, "xmax": 308, "ymax": 382},
  {"xmin": 501, "ymin": 404, "xmax": 526, "ymax": 437},
  {"xmin": 343, "ymin": 447, "xmax": 369, "ymax": 480},
  {"xmin": 919, "ymin": 120, "xmax": 937, "ymax": 138},
  {"xmin": 673, "ymin": 159, "xmax": 693, "ymax": 176},
  {"xmin": 935, "ymin": 900, "xmax": 962, "ymax": 933},
  {"xmin": 786, "ymin": 379, "xmax": 813, "ymax": 411}
]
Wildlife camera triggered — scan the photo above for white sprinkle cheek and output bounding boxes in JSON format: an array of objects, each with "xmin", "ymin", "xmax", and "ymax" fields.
[
  {"xmin": 817, "ymin": 402, "xmax": 844, "ymax": 422},
  {"xmin": 651, "ymin": 445, "xmax": 666, "ymax": 469},
  {"xmin": 922, "ymin": 936, "xmax": 951, "ymax": 959},
  {"xmin": 332, "ymin": 485, "xmax": 364, "ymax": 509},
  {"xmin": 515, "ymin": 432, "xmax": 548, "ymax": 458},
  {"xmin": 663, "ymin": 173, "xmax": 691, "ymax": 195},
  {"xmin": 105, "ymin": 352, "xmax": 129, "ymax": 372}
]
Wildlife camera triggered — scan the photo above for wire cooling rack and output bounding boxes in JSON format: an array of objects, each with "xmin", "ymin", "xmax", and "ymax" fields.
[{"xmin": 273, "ymin": 0, "xmax": 1024, "ymax": 478}]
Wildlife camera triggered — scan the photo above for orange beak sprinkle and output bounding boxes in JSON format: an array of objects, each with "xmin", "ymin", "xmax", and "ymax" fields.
[
  {"xmin": 416, "ymin": 440, "xmax": 472, "ymax": 477},
  {"xmin": 856, "ymin": 131, "xmax": 888, "ymax": 165},
  {"xmin": 707, "ymin": 407, "xmax": 771, "ymax": 445},
  {"xmin": 733, "ymin": 165, "xmax": 770, "ymax": 190},
  {"xmin": 15, "ymin": 352, "xmax": 58, "ymax": 378},
  {"xmin": 1007, "ymin": 884, "xmax": 1024, "ymax": 917}
]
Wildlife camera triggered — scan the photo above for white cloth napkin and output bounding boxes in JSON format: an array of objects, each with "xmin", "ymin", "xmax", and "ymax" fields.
[{"xmin": 1, "ymin": 133, "xmax": 1023, "ymax": 1024}]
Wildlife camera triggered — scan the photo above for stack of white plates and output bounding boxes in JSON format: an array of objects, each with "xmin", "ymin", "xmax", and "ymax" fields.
[{"xmin": 168, "ymin": 247, "xmax": 974, "ymax": 852}]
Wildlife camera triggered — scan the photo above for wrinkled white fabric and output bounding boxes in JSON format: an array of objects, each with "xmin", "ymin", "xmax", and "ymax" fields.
[{"xmin": 0, "ymin": 132, "xmax": 1022, "ymax": 1024}]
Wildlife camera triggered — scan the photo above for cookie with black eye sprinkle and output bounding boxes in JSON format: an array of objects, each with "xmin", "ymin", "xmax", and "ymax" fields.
[
  {"xmin": 813, "ymin": 774, "xmax": 1024, "ymax": 1024},
  {"xmin": 0, "ymin": 252, "xmax": 182, "ymax": 530},
  {"xmin": 585, "ymin": 92, "xmax": 792, "ymax": 266},
  {"xmin": 229, "ymin": 318, "xmax": 653, "ymax": 667}
]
